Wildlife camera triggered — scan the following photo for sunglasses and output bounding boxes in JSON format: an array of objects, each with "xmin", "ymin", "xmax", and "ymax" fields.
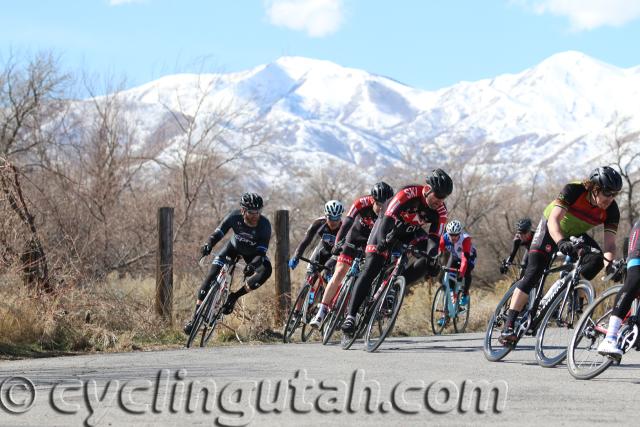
[
  {"xmin": 327, "ymin": 215, "xmax": 341, "ymax": 221},
  {"xmin": 244, "ymin": 209, "xmax": 261, "ymax": 215},
  {"xmin": 600, "ymin": 189, "xmax": 619, "ymax": 198}
]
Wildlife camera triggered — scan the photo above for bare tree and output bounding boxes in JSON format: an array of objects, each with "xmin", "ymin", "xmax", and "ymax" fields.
[
  {"xmin": 0, "ymin": 50, "xmax": 70, "ymax": 290},
  {"xmin": 606, "ymin": 116, "xmax": 640, "ymax": 226}
]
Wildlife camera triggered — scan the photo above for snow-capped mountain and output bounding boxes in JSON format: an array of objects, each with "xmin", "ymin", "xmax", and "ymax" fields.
[{"xmin": 104, "ymin": 51, "xmax": 640, "ymax": 185}]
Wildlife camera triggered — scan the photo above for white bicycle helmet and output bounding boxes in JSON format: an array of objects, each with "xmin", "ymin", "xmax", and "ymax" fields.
[
  {"xmin": 324, "ymin": 200, "xmax": 344, "ymax": 220},
  {"xmin": 446, "ymin": 219, "xmax": 463, "ymax": 235}
]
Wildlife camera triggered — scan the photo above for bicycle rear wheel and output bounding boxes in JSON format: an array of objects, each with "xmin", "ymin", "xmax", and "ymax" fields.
[
  {"xmin": 535, "ymin": 281, "xmax": 592, "ymax": 368},
  {"xmin": 430, "ymin": 285, "xmax": 448, "ymax": 335},
  {"xmin": 484, "ymin": 283, "xmax": 519, "ymax": 362},
  {"xmin": 567, "ymin": 285, "xmax": 621, "ymax": 380},
  {"xmin": 323, "ymin": 276, "xmax": 354, "ymax": 345},
  {"xmin": 364, "ymin": 276, "xmax": 406, "ymax": 353},
  {"xmin": 282, "ymin": 284, "xmax": 310, "ymax": 343},
  {"xmin": 453, "ymin": 289, "xmax": 470, "ymax": 333}
]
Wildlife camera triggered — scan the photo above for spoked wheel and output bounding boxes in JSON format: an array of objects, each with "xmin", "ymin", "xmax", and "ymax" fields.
[
  {"xmin": 186, "ymin": 284, "xmax": 217, "ymax": 348},
  {"xmin": 364, "ymin": 276, "xmax": 406, "ymax": 353},
  {"xmin": 453, "ymin": 290, "xmax": 470, "ymax": 333},
  {"xmin": 323, "ymin": 276, "xmax": 353, "ymax": 345},
  {"xmin": 430, "ymin": 285, "xmax": 448, "ymax": 335},
  {"xmin": 484, "ymin": 283, "xmax": 519, "ymax": 362},
  {"xmin": 301, "ymin": 286, "xmax": 324, "ymax": 342},
  {"xmin": 567, "ymin": 285, "xmax": 622, "ymax": 380},
  {"xmin": 200, "ymin": 287, "xmax": 227, "ymax": 347},
  {"xmin": 535, "ymin": 282, "xmax": 593, "ymax": 368},
  {"xmin": 283, "ymin": 284, "xmax": 310, "ymax": 343}
]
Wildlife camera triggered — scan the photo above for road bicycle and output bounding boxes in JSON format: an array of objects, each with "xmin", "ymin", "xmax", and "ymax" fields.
[
  {"xmin": 186, "ymin": 255, "xmax": 245, "ymax": 348},
  {"xmin": 321, "ymin": 250, "xmax": 365, "ymax": 345},
  {"xmin": 340, "ymin": 244, "xmax": 429, "ymax": 353},
  {"xmin": 484, "ymin": 237, "xmax": 595, "ymax": 364},
  {"xmin": 282, "ymin": 256, "xmax": 331, "ymax": 343}
]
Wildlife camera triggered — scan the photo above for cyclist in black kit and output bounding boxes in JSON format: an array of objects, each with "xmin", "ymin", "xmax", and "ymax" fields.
[
  {"xmin": 289, "ymin": 200, "xmax": 344, "ymax": 279},
  {"xmin": 341, "ymin": 169, "xmax": 453, "ymax": 336},
  {"xmin": 500, "ymin": 218, "xmax": 534, "ymax": 274},
  {"xmin": 183, "ymin": 193, "xmax": 272, "ymax": 335}
]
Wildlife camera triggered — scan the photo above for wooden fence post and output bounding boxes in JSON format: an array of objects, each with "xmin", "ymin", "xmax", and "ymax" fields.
[
  {"xmin": 274, "ymin": 210, "xmax": 291, "ymax": 324},
  {"xmin": 156, "ymin": 207, "xmax": 174, "ymax": 322}
]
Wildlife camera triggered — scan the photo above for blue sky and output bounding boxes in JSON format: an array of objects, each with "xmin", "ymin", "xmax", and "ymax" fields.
[{"xmin": 2, "ymin": 0, "xmax": 640, "ymax": 91}]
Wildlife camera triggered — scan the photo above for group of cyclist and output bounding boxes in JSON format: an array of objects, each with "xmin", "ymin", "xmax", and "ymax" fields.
[{"xmin": 184, "ymin": 164, "xmax": 640, "ymax": 359}]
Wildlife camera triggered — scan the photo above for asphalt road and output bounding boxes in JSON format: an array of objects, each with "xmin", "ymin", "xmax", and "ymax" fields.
[{"xmin": 1, "ymin": 332, "xmax": 638, "ymax": 426}]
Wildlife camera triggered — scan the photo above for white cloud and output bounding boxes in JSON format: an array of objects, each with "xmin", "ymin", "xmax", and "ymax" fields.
[
  {"xmin": 515, "ymin": 0, "xmax": 640, "ymax": 31},
  {"xmin": 108, "ymin": 0, "xmax": 147, "ymax": 6},
  {"xmin": 265, "ymin": 0, "xmax": 344, "ymax": 37}
]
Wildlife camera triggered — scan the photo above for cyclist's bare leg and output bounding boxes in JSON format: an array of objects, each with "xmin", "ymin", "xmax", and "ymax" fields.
[
  {"xmin": 509, "ymin": 288, "xmax": 529, "ymax": 311},
  {"xmin": 321, "ymin": 261, "xmax": 349, "ymax": 307}
]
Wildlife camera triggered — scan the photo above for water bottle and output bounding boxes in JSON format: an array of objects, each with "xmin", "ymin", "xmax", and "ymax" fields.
[{"xmin": 308, "ymin": 290, "xmax": 315, "ymax": 304}]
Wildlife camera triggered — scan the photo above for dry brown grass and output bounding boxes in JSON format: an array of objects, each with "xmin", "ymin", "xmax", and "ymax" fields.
[{"xmin": 1, "ymin": 265, "xmax": 520, "ymax": 357}]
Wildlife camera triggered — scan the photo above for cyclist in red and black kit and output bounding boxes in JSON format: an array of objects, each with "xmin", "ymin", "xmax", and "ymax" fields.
[
  {"xmin": 500, "ymin": 218, "xmax": 534, "ymax": 274},
  {"xmin": 341, "ymin": 169, "xmax": 453, "ymax": 336},
  {"xmin": 499, "ymin": 167, "xmax": 622, "ymax": 344},
  {"xmin": 288, "ymin": 200, "xmax": 344, "ymax": 289},
  {"xmin": 309, "ymin": 182, "xmax": 394, "ymax": 328}
]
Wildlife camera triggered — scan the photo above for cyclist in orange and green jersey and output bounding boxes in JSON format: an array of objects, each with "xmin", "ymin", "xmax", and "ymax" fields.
[{"xmin": 499, "ymin": 166, "xmax": 622, "ymax": 344}]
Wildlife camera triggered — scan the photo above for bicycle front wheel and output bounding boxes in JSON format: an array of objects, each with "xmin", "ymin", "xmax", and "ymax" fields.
[
  {"xmin": 535, "ymin": 281, "xmax": 593, "ymax": 368},
  {"xmin": 200, "ymin": 285, "xmax": 227, "ymax": 347},
  {"xmin": 364, "ymin": 276, "xmax": 406, "ymax": 353},
  {"xmin": 430, "ymin": 285, "xmax": 448, "ymax": 335},
  {"xmin": 282, "ymin": 284, "xmax": 309, "ymax": 343},
  {"xmin": 323, "ymin": 276, "xmax": 353, "ymax": 345},
  {"xmin": 567, "ymin": 285, "xmax": 621, "ymax": 380},
  {"xmin": 185, "ymin": 284, "xmax": 217, "ymax": 348},
  {"xmin": 484, "ymin": 283, "xmax": 518, "ymax": 362}
]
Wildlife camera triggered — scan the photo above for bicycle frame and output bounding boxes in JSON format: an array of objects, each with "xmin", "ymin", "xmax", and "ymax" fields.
[
  {"xmin": 441, "ymin": 267, "xmax": 464, "ymax": 319},
  {"xmin": 519, "ymin": 248, "xmax": 596, "ymax": 337},
  {"xmin": 330, "ymin": 253, "xmax": 364, "ymax": 309}
]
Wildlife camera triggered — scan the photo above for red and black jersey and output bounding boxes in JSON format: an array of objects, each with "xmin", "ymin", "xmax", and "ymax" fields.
[
  {"xmin": 384, "ymin": 185, "xmax": 447, "ymax": 237},
  {"xmin": 335, "ymin": 195, "xmax": 378, "ymax": 244}
]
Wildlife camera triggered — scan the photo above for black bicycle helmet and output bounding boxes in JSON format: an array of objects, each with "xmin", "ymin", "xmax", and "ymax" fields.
[
  {"xmin": 240, "ymin": 192, "xmax": 264, "ymax": 210},
  {"xmin": 370, "ymin": 181, "xmax": 394, "ymax": 203},
  {"xmin": 589, "ymin": 166, "xmax": 622, "ymax": 192},
  {"xmin": 426, "ymin": 169, "xmax": 453, "ymax": 198},
  {"xmin": 516, "ymin": 217, "xmax": 532, "ymax": 233}
]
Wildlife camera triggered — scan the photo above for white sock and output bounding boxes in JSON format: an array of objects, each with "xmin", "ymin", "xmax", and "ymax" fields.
[
  {"xmin": 317, "ymin": 303, "xmax": 329, "ymax": 314},
  {"xmin": 606, "ymin": 316, "xmax": 622, "ymax": 339}
]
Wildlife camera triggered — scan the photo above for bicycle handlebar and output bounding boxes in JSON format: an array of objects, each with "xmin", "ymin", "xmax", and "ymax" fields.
[{"xmin": 298, "ymin": 256, "xmax": 332, "ymax": 271}]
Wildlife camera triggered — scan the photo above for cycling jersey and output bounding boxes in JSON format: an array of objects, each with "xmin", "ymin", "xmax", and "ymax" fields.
[
  {"xmin": 293, "ymin": 217, "xmax": 341, "ymax": 259},
  {"xmin": 506, "ymin": 231, "xmax": 533, "ymax": 264},
  {"xmin": 209, "ymin": 209, "xmax": 271, "ymax": 256},
  {"xmin": 335, "ymin": 195, "xmax": 378, "ymax": 265},
  {"xmin": 335, "ymin": 195, "xmax": 378, "ymax": 244},
  {"xmin": 543, "ymin": 182, "xmax": 620, "ymax": 236},
  {"xmin": 367, "ymin": 185, "xmax": 447, "ymax": 255},
  {"xmin": 439, "ymin": 232, "xmax": 477, "ymax": 275}
]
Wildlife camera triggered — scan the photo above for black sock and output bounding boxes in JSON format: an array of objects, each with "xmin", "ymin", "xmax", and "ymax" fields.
[{"xmin": 505, "ymin": 309, "xmax": 520, "ymax": 328}]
